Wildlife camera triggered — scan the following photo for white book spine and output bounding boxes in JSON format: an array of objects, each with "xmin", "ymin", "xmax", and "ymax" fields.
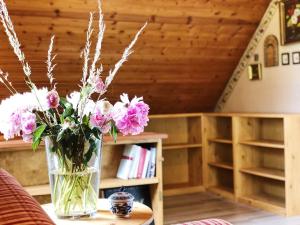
[
  {"xmin": 116, "ymin": 145, "xmax": 135, "ymax": 180},
  {"xmin": 142, "ymin": 149, "xmax": 151, "ymax": 178},
  {"xmin": 146, "ymin": 147, "xmax": 156, "ymax": 178},
  {"xmin": 128, "ymin": 145, "xmax": 141, "ymax": 179}
]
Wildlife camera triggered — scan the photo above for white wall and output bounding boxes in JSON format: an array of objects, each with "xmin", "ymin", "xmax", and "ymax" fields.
[{"xmin": 223, "ymin": 7, "xmax": 300, "ymax": 113}]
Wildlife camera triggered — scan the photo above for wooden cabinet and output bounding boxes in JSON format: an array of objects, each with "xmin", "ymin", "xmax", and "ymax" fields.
[
  {"xmin": 0, "ymin": 133, "xmax": 166, "ymax": 225},
  {"xmin": 203, "ymin": 113, "xmax": 300, "ymax": 216},
  {"xmin": 202, "ymin": 114, "xmax": 234, "ymax": 199},
  {"xmin": 145, "ymin": 113, "xmax": 204, "ymax": 196}
]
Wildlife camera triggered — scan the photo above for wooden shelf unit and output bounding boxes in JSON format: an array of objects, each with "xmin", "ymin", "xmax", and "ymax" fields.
[
  {"xmin": 0, "ymin": 132, "xmax": 166, "ymax": 225},
  {"xmin": 202, "ymin": 113, "xmax": 300, "ymax": 216},
  {"xmin": 145, "ymin": 113, "xmax": 203, "ymax": 196},
  {"xmin": 202, "ymin": 114, "xmax": 234, "ymax": 198}
]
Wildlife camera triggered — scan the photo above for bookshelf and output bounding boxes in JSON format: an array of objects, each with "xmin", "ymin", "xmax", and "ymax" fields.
[
  {"xmin": 0, "ymin": 132, "xmax": 167, "ymax": 225},
  {"xmin": 202, "ymin": 113, "xmax": 300, "ymax": 216},
  {"xmin": 202, "ymin": 114, "xmax": 235, "ymax": 199},
  {"xmin": 145, "ymin": 113, "xmax": 203, "ymax": 196}
]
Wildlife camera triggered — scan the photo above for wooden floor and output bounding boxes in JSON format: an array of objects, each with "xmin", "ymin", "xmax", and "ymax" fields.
[{"xmin": 164, "ymin": 192, "xmax": 300, "ymax": 225}]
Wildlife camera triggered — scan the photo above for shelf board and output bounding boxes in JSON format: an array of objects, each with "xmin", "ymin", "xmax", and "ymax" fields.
[
  {"xmin": 240, "ymin": 167, "xmax": 285, "ymax": 181},
  {"xmin": 163, "ymin": 143, "xmax": 202, "ymax": 150},
  {"xmin": 208, "ymin": 162, "xmax": 233, "ymax": 170},
  {"xmin": 163, "ymin": 185, "xmax": 205, "ymax": 197},
  {"xmin": 25, "ymin": 177, "xmax": 159, "ymax": 196},
  {"xmin": 239, "ymin": 140, "xmax": 284, "ymax": 149},
  {"xmin": 207, "ymin": 185, "xmax": 234, "ymax": 200},
  {"xmin": 101, "ymin": 177, "xmax": 159, "ymax": 189},
  {"xmin": 239, "ymin": 193, "xmax": 285, "ymax": 215},
  {"xmin": 0, "ymin": 132, "xmax": 168, "ymax": 152},
  {"xmin": 208, "ymin": 138, "xmax": 232, "ymax": 144}
]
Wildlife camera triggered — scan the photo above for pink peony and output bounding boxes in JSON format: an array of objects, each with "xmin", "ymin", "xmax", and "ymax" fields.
[
  {"xmin": 46, "ymin": 90, "xmax": 60, "ymax": 109},
  {"xmin": 9, "ymin": 111, "xmax": 22, "ymax": 135},
  {"xmin": 90, "ymin": 109, "xmax": 111, "ymax": 134},
  {"xmin": 112, "ymin": 94, "xmax": 149, "ymax": 135},
  {"xmin": 21, "ymin": 112, "xmax": 36, "ymax": 135},
  {"xmin": 22, "ymin": 134, "xmax": 33, "ymax": 142}
]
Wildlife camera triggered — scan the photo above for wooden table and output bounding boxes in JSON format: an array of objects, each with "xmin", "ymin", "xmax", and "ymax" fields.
[{"xmin": 42, "ymin": 199, "xmax": 154, "ymax": 225}]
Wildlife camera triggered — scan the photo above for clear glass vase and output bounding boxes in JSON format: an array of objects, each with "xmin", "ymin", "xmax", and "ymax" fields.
[{"xmin": 45, "ymin": 135, "xmax": 102, "ymax": 218}]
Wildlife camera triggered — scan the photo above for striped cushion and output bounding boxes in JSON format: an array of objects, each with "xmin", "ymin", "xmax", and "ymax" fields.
[
  {"xmin": 0, "ymin": 169, "xmax": 54, "ymax": 225},
  {"xmin": 176, "ymin": 219, "xmax": 233, "ymax": 225}
]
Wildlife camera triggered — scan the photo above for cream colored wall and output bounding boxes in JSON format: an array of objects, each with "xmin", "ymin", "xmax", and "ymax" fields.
[{"xmin": 223, "ymin": 7, "xmax": 300, "ymax": 113}]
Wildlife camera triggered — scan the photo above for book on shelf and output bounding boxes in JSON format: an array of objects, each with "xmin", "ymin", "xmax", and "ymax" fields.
[
  {"xmin": 116, "ymin": 145, "xmax": 140, "ymax": 179},
  {"xmin": 128, "ymin": 146, "xmax": 141, "ymax": 179},
  {"xmin": 146, "ymin": 147, "xmax": 156, "ymax": 178},
  {"xmin": 117, "ymin": 145, "xmax": 156, "ymax": 180}
]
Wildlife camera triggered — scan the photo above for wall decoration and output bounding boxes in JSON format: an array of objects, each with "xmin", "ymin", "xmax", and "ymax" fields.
[
  {"xmin": 264, "ymin": 35, "xmax": 279, "ymax": 67},
  {"xmin": 280, "ymin": 0, "xmax": 300, "ymax": 45},
  {"xmin": 281, "ymin": 53, "xmax": 290, "ymax": 65},
  {"xmin": 292, "ymin": 52, "xmax": 300, "ymax": 64},
  {"xmin": 248, "ymin": 64, "xmax": 262, "ymax": 80}
]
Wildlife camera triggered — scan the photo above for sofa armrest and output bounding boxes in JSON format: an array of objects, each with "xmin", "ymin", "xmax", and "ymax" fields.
[{"xmin": 0, "ymin": 169, "xmax": 54, "ymax": 225}]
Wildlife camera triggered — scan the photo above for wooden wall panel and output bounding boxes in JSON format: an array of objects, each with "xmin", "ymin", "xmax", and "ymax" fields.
[{"xmin": 0, "ymin": 0, "xmax": 270, "ymax": 113}]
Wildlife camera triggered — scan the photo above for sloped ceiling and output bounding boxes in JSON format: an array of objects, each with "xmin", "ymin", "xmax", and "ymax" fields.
[{"xmin": 0, "ymin": 0, "xmax": 271, "ymax": 114}]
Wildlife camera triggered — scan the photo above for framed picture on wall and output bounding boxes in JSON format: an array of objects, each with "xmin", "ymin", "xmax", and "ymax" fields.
[
  {"xmin": 292, "ymin": 52, "xmax": 300, "ymax": 64},
  {"xmin": 280, "ymin": 0, "xmax": 300, "ymax": 45},
  {"xmin": 248, "ymin": 63, "xmax": 262, "ymax": 81},
  {"xmin": 281, "ymin": 53, "xmax": 290, "ymax": 65}
]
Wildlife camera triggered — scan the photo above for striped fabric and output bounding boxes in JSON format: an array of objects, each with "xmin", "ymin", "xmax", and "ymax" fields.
[
  {"xmin": 0, "ymin": 169, "xmax": 54, "ymax": 225},
  {"xmin": 175, "ymin": 219, "xmax": 233, "ymax": 225}
]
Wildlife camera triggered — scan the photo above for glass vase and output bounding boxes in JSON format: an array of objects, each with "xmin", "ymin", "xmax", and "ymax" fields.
[{"xmin": 45, "ymin": 135, "xmax": 102, "ymax": 218}]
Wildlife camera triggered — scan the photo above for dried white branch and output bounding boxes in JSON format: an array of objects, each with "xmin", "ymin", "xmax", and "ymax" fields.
[
  {"xmin": 0, "ymin": 69, "xmax": 17, "ymax": 94},
  {"xmin": 0, "ymin": 0, "xmax": 31, "ymax": 77},
  {"xmin": 105, "ymin": 22, "xmax": 147, "ymax": 89},
  {"xmin": 46, "ymin": 35, "xmax": 57, "ymax": 89},
  {"xmin": 81, "ymin": 12, "xmax": 94, "ymax": 87},
  {"xmin": 89, "ymin": 0, "xmax": 105, "ymax": 81}
]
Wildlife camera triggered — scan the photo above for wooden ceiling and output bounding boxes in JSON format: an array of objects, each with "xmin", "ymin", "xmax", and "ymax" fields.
[{"xmin": 0, "ymin": 0, "xmax": 270, "ymax": 114}]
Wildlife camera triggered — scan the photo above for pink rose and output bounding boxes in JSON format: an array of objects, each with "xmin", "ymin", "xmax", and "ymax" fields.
[
  {"xmin": 21, "ymin": 112, "xmax": 36, "ymax": 135},
  {"xmin": 46, "ymin": 90, "xmax": 60, "ymax": 109}
]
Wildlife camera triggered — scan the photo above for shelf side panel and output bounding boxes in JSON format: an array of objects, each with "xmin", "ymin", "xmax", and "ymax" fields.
[{"xmin": 284, "ymin": 116, "xmax": 300, "ymax": 216}]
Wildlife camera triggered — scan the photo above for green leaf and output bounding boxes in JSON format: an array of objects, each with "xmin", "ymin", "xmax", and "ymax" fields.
[
  {"xmin": 82, "ymin": 115, "xmax": 89, "ymax": 126},
  {"xmin": 56, "ymin": 129, "xmax": 66, "ymax": 142},
  {"xmin": 62, "ymin": 106, "xmax": 74, "ymax": 118},
  {"xmin": 110, "ymin": 124, "xmax": 118, "ymax": 143},
  {"xmin": 91, "ymin": 127, "xmax": 101, "ymax": 139},
  {"xmin": 59, "ymin": 97, "xmax": 67, "ymax": 108},
  {"xmin": 32, "ymin": 124, "xmax": 47, "ymax": 151}
]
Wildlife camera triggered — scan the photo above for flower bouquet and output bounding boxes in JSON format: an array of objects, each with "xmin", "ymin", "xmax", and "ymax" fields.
[{"xmin": 0, "ymin": 0, "xmax": 149, "ymax": 217}]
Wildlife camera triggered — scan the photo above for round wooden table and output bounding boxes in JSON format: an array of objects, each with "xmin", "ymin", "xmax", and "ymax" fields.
[{"xmin": 42, "ymin": 199, "xmax": 154, "ymax": 225}]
